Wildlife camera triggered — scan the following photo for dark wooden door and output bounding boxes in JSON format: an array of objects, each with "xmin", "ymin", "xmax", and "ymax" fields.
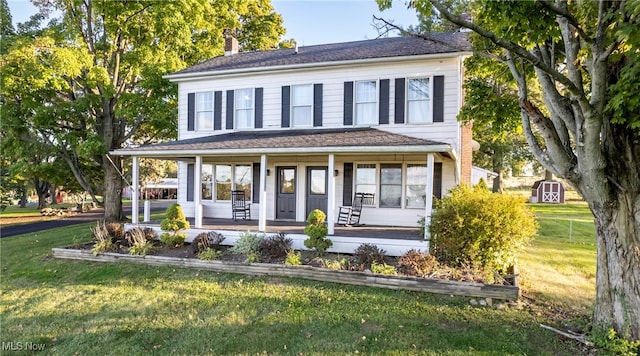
[
  {"xmin": 306, "ymin": 167, "xmax": 328, "ymax": 217},
  {"xmin": 276, "ymin": 167, "xmax": 296, "ymax": 219}
]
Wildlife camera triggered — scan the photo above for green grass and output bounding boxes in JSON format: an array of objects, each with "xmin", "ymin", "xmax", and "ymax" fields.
[
  {"xmin": 1, "ymin": 223, "xmax": 586, "ymax": 355},
  {"xmin": 518, "ymin": 203, "xmax": 596, "ymax": 315}
]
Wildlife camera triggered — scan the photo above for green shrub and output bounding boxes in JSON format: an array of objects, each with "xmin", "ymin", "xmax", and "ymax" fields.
[
  {"xmin": 324, "ymin": 258, "xmax": 349, "ymax": 270},
  {"xmin": 590, "ymin": 327, "xmax": 640, "ymax": 356},
  {"xmin": 303, "ymin": 209, "xmax": 332, "ymax": 255},
  {"xmin": 160, "ymin": 232, "xmax": 186, "ymax": 248},
  {"xmin": 429, "ymin": 184, "xmax": 538, "ymax": 273},
  {"xmin": 245, "ymin": 252, "xmax": 261, "ymax": 263},
  {"xmin": 353, "ymin": 243, "xmax": 386, "ymax": 268},
  {"xmin": 284, "ymin": 249, "xmax": 302, "ymax": 265},
  {"xmin": 193, "ymin": 231, "xmax": 225, "ymax": 253},
  {"xmin": 396, "ymin": 249, "xmax": 438, "ymax": 277},
  {"xmin": 230, "ymin": 232, "xmax": 264, "ymax": 255},
  {"xmin": 259, "ymin": 232, "xmax": 292, "ymax": 259},
  {"xmin": 127, "ymin": 228, "xmax": 155, "ymax": 256},
  {"xmin": 91, "ymin": 221, "xmax": 114, "ymax": 255},
  {"xmin": 371, "ymin": 261, "xmax": 396, "ymax": 275},
  {"xmin": 159, "ymin": 204, "xmax": 189, "ymax": 248},
  {"xmin": 198, "ymin": 248, "xmax": 223, "ymax": 261}
]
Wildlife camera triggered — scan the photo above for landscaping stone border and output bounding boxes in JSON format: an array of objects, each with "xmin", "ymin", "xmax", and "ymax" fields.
[{"xmin": 52, "ymin": 248, "xmax": 520, "ymax": 300}]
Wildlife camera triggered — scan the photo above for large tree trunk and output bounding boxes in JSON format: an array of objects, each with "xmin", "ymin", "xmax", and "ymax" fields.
[
  {"xmin": 102, "ymin": 157, "xmax": 124, "ymax": 222},
  {"xmin": 592, "ymin": 200, "xmax": 640, "ymax": 340}
]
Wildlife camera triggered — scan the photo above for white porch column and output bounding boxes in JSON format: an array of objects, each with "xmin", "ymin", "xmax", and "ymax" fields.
[
  {"xmin": 327, "ymin": 154, "xmax": 336, "ymax": 235},
  {"xmin": 424, "ymin": 153, "xmax": 435, "ymax": 245},
  {"xmin": 194, "ymin": 155, "xmax": 203, "ymax": 228},
  {"xmin": 259, "ymin": 154, "xmax": 268, "ymax": 232},
  {"xmin": 131, "ymin": 156, "xmax": 140, "ymax": 224}
]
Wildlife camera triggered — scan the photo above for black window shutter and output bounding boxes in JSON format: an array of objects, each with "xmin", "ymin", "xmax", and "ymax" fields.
[
  {"xmin": 281, "ymin": 86, "xmax": 290, "ymax": 128},
  {"xmin": 186, "ymin": 163, "xmax": 194, "ymax": 202},
  {"xmin": 255, "ymin": 87, "xmax": 263, "ymax": 128},
  {"xmin": 433, "ymin": 75, "xmax": 444, "ymax": 123},
  {"xmin": 214, "ymin": 91, "xmax": 222, "ymax": 130},
  {"xmin": 379, "ymin": 79, "xmax": 389, "ymax": 124},
  {"xmin": 313, "ymin": 83, "xmax": 323, "ymax": 127},
  {"xmin": 433, "ymin": 162, "xmax": 443, "ymax": 199},
  {"xmin": 226, "ymin": 90, "xmax": 234, "ymax": 130},
  {"xmin": 343, "ymin": 81, "xmax": 353, "ymax": 125},
  {"xmin": 252, "ymin": 162, "xmax": 260, "ymax": 203},
  {"xmin": 342, "ymin": 163, "xmax": 353, "ymax": 206},
  {"xmin": 187, "ymin": 93, "xmax": 195, "ymax": 131},
  {"xmin": 394, "ymin": 78, "xmax": 405, "ymax": 124}
]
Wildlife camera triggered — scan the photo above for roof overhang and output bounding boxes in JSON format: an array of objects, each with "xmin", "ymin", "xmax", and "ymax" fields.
[
  {"xmin": 164, "ymin": 52, "xmax": 472, "ymax": 82},
  {"xmin": 110, "ymin": 128, "xmax": 457, "ymax": 160}
]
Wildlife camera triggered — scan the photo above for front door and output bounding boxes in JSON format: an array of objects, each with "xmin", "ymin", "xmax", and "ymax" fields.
[
  {"xmin": 276, "ymin": 167, "xmax": 296, "ymax": 220},
  {"xmin": 306, "ymin": 167, "xmax": 328, "ymax": 217}
]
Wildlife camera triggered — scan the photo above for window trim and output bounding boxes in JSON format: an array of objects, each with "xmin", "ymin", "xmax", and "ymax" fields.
[
  {"xmin": 406, "ymin": 76, "xmax": 433, "ymax": 124},
  {"xmin": 234, "ymin": 88, "xmax": 255, "ymax": 130},
  {"xmin": 354, "ymin": 80, "xmax": 378, "ymax": 126},
  {"xmin": 290, "ymin": 84, "xmax": 314, "ymax": 128},
  {"xmin": 195, "ymin": 91, "xmax": 214, "ymax": 131}
]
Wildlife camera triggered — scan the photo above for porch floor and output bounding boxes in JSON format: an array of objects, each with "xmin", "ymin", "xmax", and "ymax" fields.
[{"xmin": 148, "ymin": 217, "xmax": 423, "ymax": 241}]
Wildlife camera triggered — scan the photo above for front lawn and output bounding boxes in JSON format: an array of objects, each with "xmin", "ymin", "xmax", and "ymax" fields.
[{"xmin": 0, "ymin": 220, "xmax": 590, "ymax": 355}]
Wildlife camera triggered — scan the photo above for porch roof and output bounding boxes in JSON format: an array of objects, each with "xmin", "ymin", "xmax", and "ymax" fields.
[{"xmin": 111, "ymin": 128, "xmax": 454, "ymax": 158}]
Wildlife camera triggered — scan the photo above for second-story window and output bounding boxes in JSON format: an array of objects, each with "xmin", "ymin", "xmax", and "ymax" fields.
[
  {"xmin": 355, "ymin": 81, "xmax": 377, "ymax": 125},
  {"xmin": 408, "ymin": 78, "xmax": 430, "ymax": 123},
  {"xmin": 291, "ymin": 84, "xmax": 313, "ymax": 127},
  {"xmin": 196, "ymin": 92, "xmax": 213, "ymax": 130},
  {"xmin": 235, "ymin": 88, "xmax": 254, "ymax": 129}
]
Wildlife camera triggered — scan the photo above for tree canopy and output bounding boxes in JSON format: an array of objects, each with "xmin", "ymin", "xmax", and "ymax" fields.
[{"xmin": 0, "ymin": 0, "xmax": 287, "ymax": 220}]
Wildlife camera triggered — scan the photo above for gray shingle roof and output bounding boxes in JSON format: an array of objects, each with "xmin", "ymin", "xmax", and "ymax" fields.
[
  {"xmin": 172, "ymin": 32, "xmax": 470, "ymax": 75},
  {"xmin": 115, "ymin": 128, "xmax": 449, "ymax": 153}
]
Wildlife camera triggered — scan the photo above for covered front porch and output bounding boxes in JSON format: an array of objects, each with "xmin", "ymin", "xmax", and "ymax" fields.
[{"xmin": 126, "ymin": 217, "xmax": 426, "ymax": 257}]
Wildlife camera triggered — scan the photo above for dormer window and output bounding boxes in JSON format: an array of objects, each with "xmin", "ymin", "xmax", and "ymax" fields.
[{"xmin": 355, "ymin": 80, "xmax": 377, "ymax": 125}]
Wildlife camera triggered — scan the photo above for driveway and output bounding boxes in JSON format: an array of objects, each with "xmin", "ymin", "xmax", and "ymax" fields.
[{"xmin": 0, "ymin": 200, "xmax": 173, "ymax": 238}]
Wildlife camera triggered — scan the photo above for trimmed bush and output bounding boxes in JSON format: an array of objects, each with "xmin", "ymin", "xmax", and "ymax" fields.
[
  {"xmin": 259, "ymin": 233, "xmax": 292, "ymax": 259},
  {"xmin": 429, "ymin": 184, "xmax": 538, "ymax": 273},
  {"xmin": 159, "ymin": 203, "xmax": 189, "ymax": 248},
  {"xmin": 125, "ymin": 227, "xmax": 158, "ymax": 243},
  {"xmin": 303, "ymin": 209, "xmax": 332, "ymax": 255},
  {"xmin": 105, "ymin": 222, "xmax": 125, "ymax": 242}
]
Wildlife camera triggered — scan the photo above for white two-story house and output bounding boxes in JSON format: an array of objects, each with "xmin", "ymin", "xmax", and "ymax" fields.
[{"xmin": 113, "ymin": 32, "xmax": 472, "ymax": 254}]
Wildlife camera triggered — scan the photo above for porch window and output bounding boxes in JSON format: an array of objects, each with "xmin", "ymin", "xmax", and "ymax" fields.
[
  {"xmin": 235, "ymin": 88, "xmax": 254, "ymax": 129},
  {"xmin": 291, "ymin": 84, "xmax": 313, "ymax": 127},
  {"xmin": 196, "ymin": 92, "xmax": 214, "ymax": 130},
  {"xmin": 235, "ymin": 164, "xmax": 252, "ymax": 201},
  {"xmin": 355, "ymin": 164, "xmax": 376, "ymax": 204},
  {"xmin": 407, "ymin": 78, "xmax": 430, "ymax": 123},
  {"xmin": 406, "ymin": 164, "xmax": 427, "ymax": 208},
  {"xmin": 202, "ymin": 164, "xmax": 213, "ymax": 200},
  {"xmin": 215, "ymin": 164, "xmax": 232, "ymax": 200},
  {"xmin": 355, "ymin": 81, "xmax": 377, "ymax": 125},
  {"xmin": 380, "ymin": 164, "xmax": 402, "ymax": 208}
]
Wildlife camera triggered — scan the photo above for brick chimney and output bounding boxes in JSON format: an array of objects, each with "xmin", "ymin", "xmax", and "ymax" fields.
[{"xmin": 225, "ymin": 37, "xmax": 238, "ymax": 56}]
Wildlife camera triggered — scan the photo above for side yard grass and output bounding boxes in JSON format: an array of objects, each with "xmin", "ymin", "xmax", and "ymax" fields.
[{"xmin": 0, "ymin": 202, "xmax": 597, "ymax": 354}]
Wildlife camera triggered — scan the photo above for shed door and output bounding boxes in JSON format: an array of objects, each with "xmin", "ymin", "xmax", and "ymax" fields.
[{"xmin": 276, "ymin": 167, "xmax": 296, "ymax": 220}]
